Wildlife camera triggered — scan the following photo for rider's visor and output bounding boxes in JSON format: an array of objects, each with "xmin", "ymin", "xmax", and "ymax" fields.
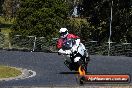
[{"xmin": 60, "ymin": 31, "xmax": 67, "ymax": 36}]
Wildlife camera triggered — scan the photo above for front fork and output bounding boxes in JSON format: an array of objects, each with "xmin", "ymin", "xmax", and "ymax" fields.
[{"xmin": 78, "ymin": 58, "xmax": 87, "ymax": 73}]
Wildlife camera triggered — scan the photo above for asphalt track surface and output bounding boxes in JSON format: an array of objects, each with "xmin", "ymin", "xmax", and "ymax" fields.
[{"xmin": 0, "ymin": 50, "xmax": 132, "ymax": 87}]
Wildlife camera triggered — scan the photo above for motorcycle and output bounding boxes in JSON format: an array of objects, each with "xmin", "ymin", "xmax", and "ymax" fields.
[{"xmin": 58, "ymin": 38, "xmax": 90, "ymax": 73}]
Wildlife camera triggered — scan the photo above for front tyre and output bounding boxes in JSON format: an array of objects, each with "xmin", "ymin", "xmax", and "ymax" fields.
[
  {"xmin": 78, "ymin": 59, "xmax": 87, "ymax": 73},
  {"xmin": 82, "ymin": 64, "xmax": 87, "ymax": 73}
]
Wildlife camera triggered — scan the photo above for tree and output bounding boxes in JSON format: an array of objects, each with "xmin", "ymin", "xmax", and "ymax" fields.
[
  {"xmin": 3, "ymin": 0, "xmax": 13, "ymax": 18},
  {"xmin": 12, "ymin": 0, "xmax": 70, "ymax": 38},
  {"xmin": 82, "ymin": 0, "xmax": 132, "ymax": 43},
  {"xmin": 0, "ymin": 0, "xmax": 4, "ymax": 14}
]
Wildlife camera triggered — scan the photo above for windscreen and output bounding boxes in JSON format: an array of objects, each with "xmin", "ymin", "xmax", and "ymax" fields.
[{"xmin": 62, "ymin": 39, "xmax": 76, "ymax": 50}]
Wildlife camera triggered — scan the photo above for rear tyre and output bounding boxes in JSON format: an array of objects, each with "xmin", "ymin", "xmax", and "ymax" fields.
[
  {"xmin": 80, "ymin": 76, "xmax": 85, "ymax": 85},
  {"xmin": 76, "ymin": 75, "xmax": 84, "ymax": 85}
]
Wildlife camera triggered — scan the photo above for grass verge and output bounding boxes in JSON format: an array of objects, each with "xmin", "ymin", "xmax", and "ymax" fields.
[{"xmin": 0, "ymin": 65, "xmax": 22, "ymax": 78}]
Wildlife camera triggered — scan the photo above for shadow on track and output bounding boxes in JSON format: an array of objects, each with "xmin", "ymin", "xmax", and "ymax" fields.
[
  {"xmin": 59, "ymin": 71, "xmax": 91, "ymax": 74},
  {"xmin": 59, "ymin": 72, "xmax": 79, "ymax": 74}
]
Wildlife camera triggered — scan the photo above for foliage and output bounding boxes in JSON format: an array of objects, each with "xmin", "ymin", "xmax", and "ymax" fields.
[
  {"xmin": 0, "ymin": 0, "xmax": 4, "ymax": 14},
  {"xmin": 2, "ymin": 0, "xmax": 13, "ymax": 18},
  {"xmin": 12, "ymin": 0, "xmax": 70, "ymax": 38},
  {"xmin": 2, "ymin": 0, "xmax": 132, "ymax": 44},
  {"xmin": 66, "ymin": 17, "xmax": 93, "ymax": 41},
  {"xmin": 82, "ymin": 0, "xmax": 132, "ymax": 43}
]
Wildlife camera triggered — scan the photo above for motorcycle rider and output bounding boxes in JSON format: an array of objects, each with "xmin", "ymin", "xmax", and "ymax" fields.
[{"xmin": 57, "ymin": 28, "xmax": 90, "ymax": 70}]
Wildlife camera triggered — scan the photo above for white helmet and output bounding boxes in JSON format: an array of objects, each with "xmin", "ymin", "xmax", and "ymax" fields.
[{"xmin": 59, "ymin": 28, "xmax": 68, "ymax": 38}]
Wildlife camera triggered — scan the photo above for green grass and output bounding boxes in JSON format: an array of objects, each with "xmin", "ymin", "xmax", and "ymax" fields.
[{"xmin": 0, "ymin": 66, "xmax": 22, "ymax": 78}]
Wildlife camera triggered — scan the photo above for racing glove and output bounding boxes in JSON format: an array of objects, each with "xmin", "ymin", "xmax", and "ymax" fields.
[{"xmin": 58, "ymin": 49, "xmax": 71, "ymax": 55}]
